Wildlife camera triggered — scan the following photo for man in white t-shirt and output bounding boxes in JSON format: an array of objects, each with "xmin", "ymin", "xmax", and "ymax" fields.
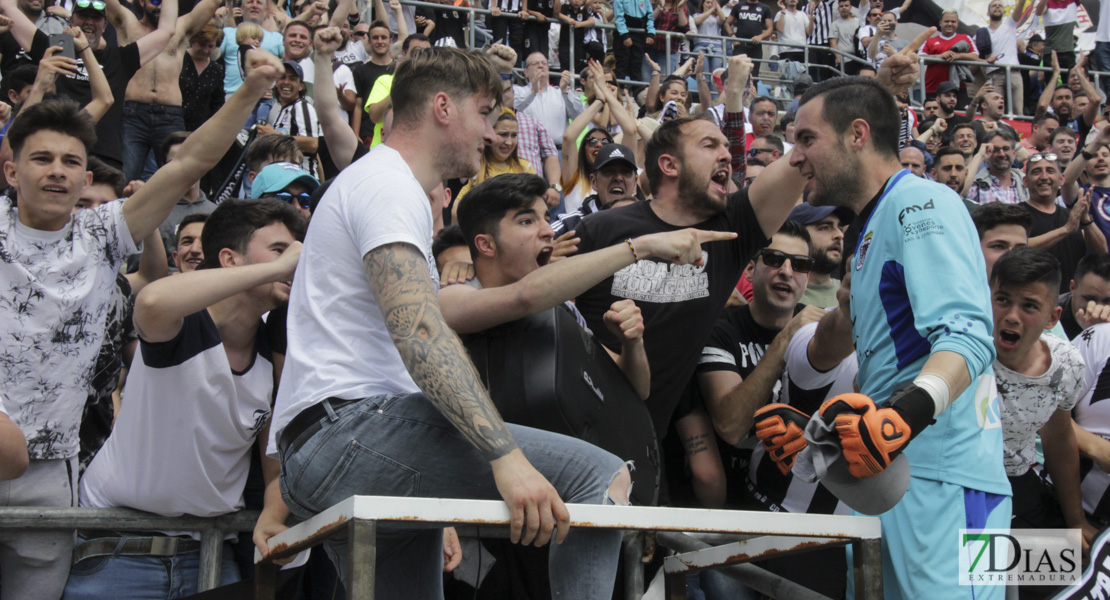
[
  {"xmin": 0, "ymin": 49, "xmax": 284, "ymax": 600},
  {"xmin": 984, "ymin": 0, "xmax": 1027, "ymax": 116},
  {"xmin": 989, "ymin": 247, "xmax": 1096, "ymax": 554},
  {"xmin": 267, "ymin": 47, "xmax": 631, "ymax": 598},
  {"xmin": 774, "ymin": 0, "xmax": 812, "ymax": 64},
  {"xmin": 64, "ymin": 199, "xmax": 305, "ymax": 600}
]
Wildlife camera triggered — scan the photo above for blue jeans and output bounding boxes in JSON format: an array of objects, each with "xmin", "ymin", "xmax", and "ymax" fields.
[
  {"xmin": 279, "ymin": 393, "xmax": 627, "ymax": 599},
  {"xmin": 694, "ymin": 40, "xmax": 724, "ymax": 75},
  {"xmin": 121, "ymin": 101, "xmax": 185, "ymax": 183},
  {"xmin": 63, "ymin": 539, "xmax": 240, "ymax": 599}
]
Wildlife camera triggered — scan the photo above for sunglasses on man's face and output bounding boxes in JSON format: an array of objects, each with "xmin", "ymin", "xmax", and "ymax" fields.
[
  {"xmin": 353, "ymin": 31, "xmax": 368, "ymax": 38},
  {"xmin": 759, "ymin": 248, "xmax": 814, "ymax": 273},
  {"xmin": 746, "ymin": 147, "xmax": 774, "ymax": 158},
  {"xmin": 269, "ymin": 192, "xmax": 312, "ymax": 208}
]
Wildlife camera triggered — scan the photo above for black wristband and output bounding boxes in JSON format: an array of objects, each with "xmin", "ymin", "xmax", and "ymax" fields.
[
  {"xmin": 1083, "ymin": 149, "xmax": 1096, "ymax": 161},
  {"xmin": 888, "ymin": 383, "xmax": 936, "ymax": 441}
]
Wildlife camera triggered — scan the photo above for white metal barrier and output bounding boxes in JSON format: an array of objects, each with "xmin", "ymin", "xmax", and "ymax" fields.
[{"xmin": 253, "ymin": 495, "xmax": 883, "ymax": 599}]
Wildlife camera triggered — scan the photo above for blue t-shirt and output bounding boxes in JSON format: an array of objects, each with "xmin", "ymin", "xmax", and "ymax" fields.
[
  {"xmin": 221, "ymin": 28, "xmax": 284, "ymax": 95},
  {"xmin": 849, "ymin": 169, "xmax": 1009, "ymax": 496}
]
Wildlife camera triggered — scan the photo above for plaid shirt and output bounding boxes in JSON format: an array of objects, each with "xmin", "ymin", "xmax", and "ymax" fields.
[
  {"xmin": 967, "ymin": 170, "xmax": 1024, "ymax": 205},
  {"xmin": 516, "ymin": 111, "xmax": 559, "ymax": 180},
  {"xmin": 724, "ymin": 109, "xmax": 747, "ymax": 184},
  {"xmin": 652, "ymin": 6, "xmax": 687, "ymax": 55}
]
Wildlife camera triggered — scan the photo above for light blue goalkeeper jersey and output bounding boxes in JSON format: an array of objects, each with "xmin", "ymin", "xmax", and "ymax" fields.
[{"xmin": 849, "ymin": 169, "xmax": 1010, "ymax": 496}]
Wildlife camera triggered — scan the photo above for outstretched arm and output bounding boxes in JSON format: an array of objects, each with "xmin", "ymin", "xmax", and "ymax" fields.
[
  {"xmin": 103, "ymin": 0, "xmax": 145, "ymax": 44},
  {"xmin": 73, "ymin": 28, "xmax": 114, "ymax": 122},
  {"xmin": 122, "ymin": 49, "xmax": 283, "ymax": 243}
]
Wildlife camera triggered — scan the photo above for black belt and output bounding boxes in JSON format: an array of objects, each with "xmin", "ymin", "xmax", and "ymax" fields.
[
  {"xmin": 278, "ymin": 398, "xmax": 361, "ymax": 457},
  {"xmin": 73, "ymin": 533, "xmax": 201, "ymax": 564}
]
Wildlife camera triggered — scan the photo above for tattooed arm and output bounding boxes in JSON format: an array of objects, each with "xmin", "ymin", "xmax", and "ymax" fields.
[{"xmin": 363, "ymin": 242, "xmax": 571, "ymax": 546}]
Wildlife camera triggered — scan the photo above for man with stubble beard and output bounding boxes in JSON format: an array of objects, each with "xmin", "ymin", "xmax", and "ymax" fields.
[{"xmin": 788, "ymin": 201, "xmax": 852, "ymax": 308}]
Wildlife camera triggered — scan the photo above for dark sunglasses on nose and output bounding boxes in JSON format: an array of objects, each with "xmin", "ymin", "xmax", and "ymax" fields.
[
  {"xmin": 747, "ymin": 147, "xmax": 774, "ymax": 157},
  {"xmin": 353, "ymin": 31, "xmax": 368, "ymax": 37},
  {"xmin": 759, "ymin": 248, "xmax": 814, "ymax": 273},
  {"xmin": 1028, "ymin": 152, "xmax": 1058, "ymax": 163},
  {"xmin": 270, "ymin": 192, "xmax": 312, "ymax": 208},
  {"xmin": 586, "ymin": 136, "xmax": 611, "ymax": 147}
]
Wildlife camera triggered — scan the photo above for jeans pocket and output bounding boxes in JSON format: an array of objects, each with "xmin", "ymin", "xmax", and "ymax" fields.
[
  {"xmin": 304, "ymin": 438, "xmax": 420, "ymax": 509},
  {"xmin": 69, "ymin": 554, "xmax": 111, "ymax": 576}
]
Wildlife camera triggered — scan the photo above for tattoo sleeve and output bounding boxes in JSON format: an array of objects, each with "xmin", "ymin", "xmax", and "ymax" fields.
[{"xmin": 364, "ymin": 242, "xmax": 518, "ymax": 461}]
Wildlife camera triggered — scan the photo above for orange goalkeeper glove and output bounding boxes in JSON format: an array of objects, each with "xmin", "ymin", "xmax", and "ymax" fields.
[
  {"xmin": 754, "ymin": 404, "xmax": 810, "ymax": 475},
  {"xmin": 818, "ymin": 387, "xmax": 934, "ymax": 478}
]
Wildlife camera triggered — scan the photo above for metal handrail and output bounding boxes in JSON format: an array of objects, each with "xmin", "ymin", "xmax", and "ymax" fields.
[{"xmin": 0, "ymin": 506, "xmax": 260, "ymax": 593}]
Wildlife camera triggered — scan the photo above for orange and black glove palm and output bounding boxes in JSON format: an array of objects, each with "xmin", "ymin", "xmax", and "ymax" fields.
[{"xmin": 754, "ymin": 404, "xmax": 810, "ymax": 475}]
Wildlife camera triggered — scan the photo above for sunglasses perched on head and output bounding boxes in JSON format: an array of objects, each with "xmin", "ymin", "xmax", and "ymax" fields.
[
  {"xmin": 75, "ymin": 0, "xmax": 107, "ymax": 10},
  {"xmin": 759, "ymin": 248, "xmax": 814, "ymax": 273}
]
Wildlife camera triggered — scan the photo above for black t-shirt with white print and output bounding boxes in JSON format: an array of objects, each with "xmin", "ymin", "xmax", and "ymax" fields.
[{"xmin": 573, "ymin": 190, "xmax": 769, "ymax": 437}]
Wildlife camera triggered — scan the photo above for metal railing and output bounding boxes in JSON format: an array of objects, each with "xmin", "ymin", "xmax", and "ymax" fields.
[
  {"xmin": 253, "ymin": 495, "xmax": 883, "ymax": 600},
  {"xmin": 0, "ymin": 506, "xmax": 259, "ymax": 593},
  {"xmin": 385, "ymin": 1, "xmax": 1109, "ymax": 117}
]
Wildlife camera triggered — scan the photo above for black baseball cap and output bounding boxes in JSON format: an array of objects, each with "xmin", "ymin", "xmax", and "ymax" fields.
[
  {"xmin": 592, "ymin": 143, "xmax": 637, "ymax": 172},
  {"xmin": 936, "ymin": 81, "xmax": 959, "ymax": 95}
]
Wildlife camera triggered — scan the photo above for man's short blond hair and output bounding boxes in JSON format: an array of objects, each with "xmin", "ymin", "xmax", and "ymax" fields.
[{"xmin": 391, "ymin": 47, "xmax": 503, "ymax": 131}]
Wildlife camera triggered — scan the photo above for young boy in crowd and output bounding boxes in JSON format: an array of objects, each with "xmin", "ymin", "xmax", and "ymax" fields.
[
  {"xmin": 989, "ymin": 248, "xmax": 1096, "ymax": 556},
  {"xmin": 65, "ymin": 199, "xmax": 305, "ymax": 599},
  {"xmin": 0, "ymin": 48, "xmax": 284, "ymax": 599}
]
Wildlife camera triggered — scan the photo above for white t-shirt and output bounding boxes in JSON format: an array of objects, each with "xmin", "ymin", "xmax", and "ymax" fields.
[
  {"xmin": 774, "ymin": 9, "xmax": 810, "ymax": 46},
  {"xmin": 1098, "ymin": 0, "xmax": 1110, "ymax": 43},
  {"xmin": 298, "ymin": 57, "xmax": 356, "ymax": 120},
  {"xmin": 81, "ymin": 310, "xmax": 274, "ymax": 520},
  {"xmin": 986, "ymin": 16, "xmax": 1019, "ymax": 72},
  {"xmin": 994, "ymin": 332, "xmax": 1083, "ymax": 477},
  {"xmin": 335, "ymin": 40, "xmax": 369, "ymax": 65},
  {"xmin": 267, "ymin": 145, "xmax": 438, "ymax": 458},
  {"xmin": 0, "ymin": 198, "xmax": 138, "ymax": 460}
]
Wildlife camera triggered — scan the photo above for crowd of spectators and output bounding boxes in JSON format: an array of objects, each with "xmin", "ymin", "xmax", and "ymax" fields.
[{"xmin": 5, "ymin": 0, "xmax": 1110, "ymax": 598}]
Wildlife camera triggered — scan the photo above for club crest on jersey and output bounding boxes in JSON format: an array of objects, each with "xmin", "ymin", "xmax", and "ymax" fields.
[{"xmin": 855, "ymin": 232, "xmax": 872, "ymax": 271}]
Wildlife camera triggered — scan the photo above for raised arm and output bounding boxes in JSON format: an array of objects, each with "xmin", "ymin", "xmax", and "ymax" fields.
[
  {"xmin": 365, "ymin": 241, "xmax": 570, "ymax": 546},
  {"xmin": 313, "ymin": 27, "xmax": 359, "ymax": 170},
  {"xmin": 1036, "ymin": 51, "xmax": 1060, "ymax": 116},
  {"xmin": 0, "ymin": 0, "xmax": 43, "ymax": 51},
  {"xmin": 136, "ymin": 0, "xmax": 177, "ymax": 65},
  {"xmin": 122, "ymin": 49, "xmax": 283, "ymax": 243},
  {"xmin": 1063, "ymin": 127, "xmax": 1110, "ymax": 205},
  {"xmin": 72, "ymin": 28, "xmax": 114, "ymax": 122},
  {"xmin": 176, "ymin": 0, "xmax": 224, "ymax": 43},
  {"xmin": 103, "ymin": 0, "xmax": 145, "ymax": 44},
  {"xmin": 134, "ymin": 239, "xmax": 300, "ymax": 342}
]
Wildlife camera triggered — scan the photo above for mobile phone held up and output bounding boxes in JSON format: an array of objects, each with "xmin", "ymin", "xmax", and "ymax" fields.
[{"xmin": 49, "ymin": 33, "xmax": 75, "ymax": 59}]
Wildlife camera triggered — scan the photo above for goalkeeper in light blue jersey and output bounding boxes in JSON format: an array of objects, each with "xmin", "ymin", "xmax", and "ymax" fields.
[{"xmin": 786, "ymin": 70, "xmax": 1011, "ymax": 599}]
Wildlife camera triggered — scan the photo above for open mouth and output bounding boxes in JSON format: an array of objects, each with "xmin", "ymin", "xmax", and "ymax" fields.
[
  {"xmin": 607, "ymin": 183, "xmax": 626, "ymax": 196},
  {"xmin": 42, "ymin": 185, "xmax": 67, "ymax": 194},
  {"xmin": 770, "ymin": 282, "xmax": 792, "ymax": 297},
  {"xmin": 710, "ymin": 168, "xmax": 730, "ymax": 193},
  {"xmin": 537, "ymin": 247, "xmax": 553, "ymax": 266},
  {"xmin": 998, "ymin": 329, "xmax": 1021, "ymax": 348}
]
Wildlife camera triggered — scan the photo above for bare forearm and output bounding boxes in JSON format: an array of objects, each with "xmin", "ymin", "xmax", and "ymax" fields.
[
  {"xmin": 83, "ymin": 48, "xmax": 114, "ymax": 121},
  {"xmin": 615, "ymin": 340, "xmax": 650, "ymax": 400},
  {"xmin": 365, "ymin": 243, "xmax": 518, "ymax": 461},
  {"xmin": 917, "ymin": 349, "xmax": 972, "ymax": 408},
  {"xmin": 315, "ymin": 54, "xmax": 358, "ymax": 168},
  {"xmin": 709, "ymin": 336, "xmax": 788, "ymax": 444},
  {"xmin": 1084, "ymin": 223, "xmax": 1107, "ymax": 254},
  {"xmin": 809, "ymin": 308, "xmax": 854, "ymax": 371},
  {"xmin": 125, "ymin": 229, "xmax": 168, "ymax": 294},
  {"xmin": 1042, "ymin": 416, "xmax": 1087, "ymax": 528},
  {"xmin": 1029, "ymin": 226, "xmax": 1074, "ymax": 250},
  {"xmin": 0, "ymin": 417, "xmax": 28, "ymax": 481},
  {"xmin": 292, "ymin": 135, "xmax": 318, "ymax": 154}
]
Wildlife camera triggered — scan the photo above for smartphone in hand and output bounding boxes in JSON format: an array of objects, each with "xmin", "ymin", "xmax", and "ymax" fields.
[{"xmin": 48, "ymin": 33, "xmax": 75, "ymax": 59}]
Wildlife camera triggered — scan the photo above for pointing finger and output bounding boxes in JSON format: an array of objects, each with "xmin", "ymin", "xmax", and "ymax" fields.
[{"xmin": 900, "ymin": 26, "xmax": 936, "ymax": 56}]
